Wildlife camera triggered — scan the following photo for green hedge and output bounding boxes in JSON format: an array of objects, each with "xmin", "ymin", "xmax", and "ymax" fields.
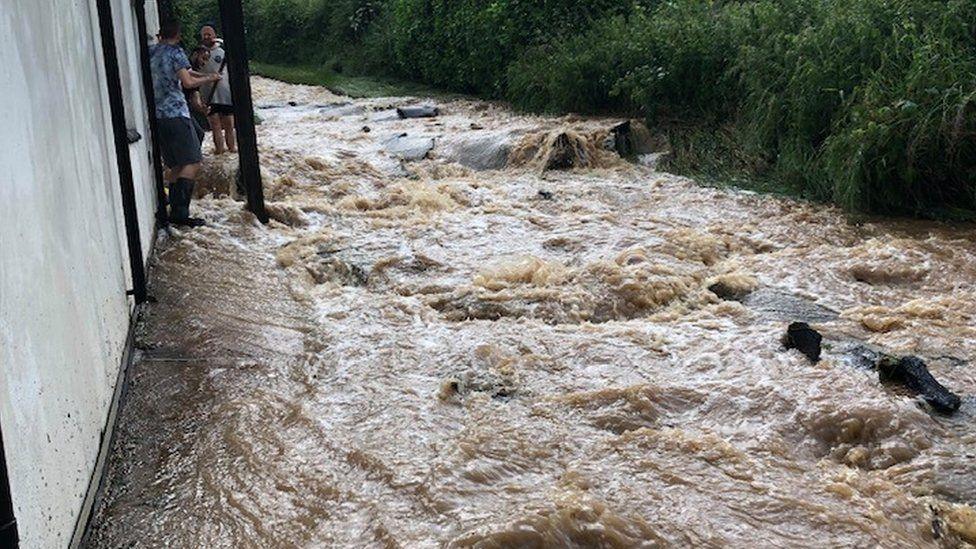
[{"xmin": 171, "ymin": 0, "xmax": 976, "ymax": 216}]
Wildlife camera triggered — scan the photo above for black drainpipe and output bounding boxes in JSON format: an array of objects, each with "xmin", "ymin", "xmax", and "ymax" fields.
[
  {"xmin": 132, "ymin": 0, "xmax": 169, "ymax": 228},
  {"xmin": 95, "ymin": 0, "xmax": 148, "ymax": 304},
  {"xmin": 218, "ymin": 0, "xmax": 269, "ymax": 223},
  {"xmin": 0, "ymin": 420, "xmax": 18, "ymax": 548}
]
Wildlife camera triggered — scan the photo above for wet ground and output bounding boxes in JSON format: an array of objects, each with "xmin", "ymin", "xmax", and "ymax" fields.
[{"xmin": 85, "ymin": 77, "xmax": 976, "ymax": 548}]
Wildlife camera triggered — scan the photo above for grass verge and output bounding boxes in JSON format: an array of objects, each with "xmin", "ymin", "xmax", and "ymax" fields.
[{"xmin": 250, "ymin": 61, "xmax": 449, "ymax": 99}]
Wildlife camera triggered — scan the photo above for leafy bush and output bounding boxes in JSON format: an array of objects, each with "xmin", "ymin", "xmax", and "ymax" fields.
[
  {"xmin": 501, "ymin": 0, "xmax": 976, "ymax": 215},
  {"xmin": 385, "ymin": 0, "xmax": 633, "ymax": 95}
]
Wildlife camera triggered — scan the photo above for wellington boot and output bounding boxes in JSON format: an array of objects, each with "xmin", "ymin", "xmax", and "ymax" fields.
[{"xmin": 169, "ymin": 178, "xmax": 206, "ymax": 227}]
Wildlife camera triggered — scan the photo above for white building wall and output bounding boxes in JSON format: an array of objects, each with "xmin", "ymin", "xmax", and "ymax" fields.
[
  {"xmin": 0, "ymin": 0, "xmax": 158, "ymax": 546},
  {"xmin": 114, "ymin": 0, "xmax": 161, "ymax": 258}
]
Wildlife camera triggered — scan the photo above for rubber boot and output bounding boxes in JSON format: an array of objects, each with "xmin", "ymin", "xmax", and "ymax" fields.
[{"xmin": 169, "ymin": 178, "xmax": 206, "ymax": 227}]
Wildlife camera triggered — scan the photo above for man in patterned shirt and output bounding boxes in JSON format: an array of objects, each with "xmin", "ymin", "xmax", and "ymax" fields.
[{"xmin": 150, "ymin": 19, "xmax": 221, "ymax": 227}]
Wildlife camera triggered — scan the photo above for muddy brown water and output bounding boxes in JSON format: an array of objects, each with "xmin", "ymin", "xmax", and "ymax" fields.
[{"xmin": 85, "ymin": 77, "xmax": 976, "ymax": 548}]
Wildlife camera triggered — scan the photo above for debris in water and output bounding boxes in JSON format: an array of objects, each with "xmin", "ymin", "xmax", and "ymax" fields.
[
  {"xmin": 397, "ymin": 105, "xmax": 440, "ymax": 119},
  {"xmin": 306, "ymin": 256, "xmax": 369, "ymax": 287},
  {"xmin": 438, "ymin": 378, "xmax": 462, "ymax": 402},
  {"xmin": 438, "ymin": 369, "xmax": 518, "ymax": 401},
  {"xmin": 878, "ymin": 355, "xmax": 961, "ymax": 414},
  {"xmin": 784, "ymin": 322, "xmax": 823, "ymax": 363}
]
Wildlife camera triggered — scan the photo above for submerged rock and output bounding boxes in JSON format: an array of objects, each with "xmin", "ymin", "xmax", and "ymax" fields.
[
  {"xmin": 742, "ymin": 288, "xmax": 839, "ymax": 322},
  {"xmin": 707, "ymin": 275, "xmax": 756, "ymax": 302},
  {"xmin": 441, "ymin": 132, "xmax": 515, "ymax": 170},
  {"xmin": 383, "ymin": 133, "xmax": 435, "ymax": 161},
  {"xmin": 397, "ymin": 105, "xmax": 440, "ymax": 119},
  {"xmin": 785, "ymin": 322, "xmax": 822, "ymax": 363},
  {"xmin": 878, "ymin": 355, "xmax": 961, "ymax": 414}
]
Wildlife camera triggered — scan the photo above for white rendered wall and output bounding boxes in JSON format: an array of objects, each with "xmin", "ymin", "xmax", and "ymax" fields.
[
  {"xmin": 114, "ymin": 0, "xmax": 161, "ymax": 258},
  {"xmin": 0, "ymin": 0, "xmax": 157, "ymax": 546}
]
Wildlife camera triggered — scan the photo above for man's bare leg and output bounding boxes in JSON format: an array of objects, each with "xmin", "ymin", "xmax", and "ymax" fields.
[
  {"xmin": 222, "ymin": 114, "xmax": 237, "ymax": 153},
  {"xmin": 176, "ymin": 162, "xmax": 200, "ymax": 180},
  {"xmin": 208, "ymin": 114, "xmax": 226, "ymax": 154}
]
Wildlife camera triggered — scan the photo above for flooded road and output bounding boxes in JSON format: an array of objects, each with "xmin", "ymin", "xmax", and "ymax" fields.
[{"xmin": 86, "ymin": 77, "xmax": 976, "ymax": 547}]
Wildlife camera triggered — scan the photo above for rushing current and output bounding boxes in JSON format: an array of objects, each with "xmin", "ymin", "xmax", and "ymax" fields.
[{"xmin": 85, "ymin": 77, "xmax": 976, "ymax": 548}]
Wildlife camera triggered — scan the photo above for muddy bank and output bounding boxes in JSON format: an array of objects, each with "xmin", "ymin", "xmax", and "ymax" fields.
[{"xmin": 86, "ymin": 77, "xmax": 976, "ymax": 548}]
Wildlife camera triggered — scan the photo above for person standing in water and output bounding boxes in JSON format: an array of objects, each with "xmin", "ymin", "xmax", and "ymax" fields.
[
  {"xmin": 150, "ymin": 19, "xmax": 221, "ymax": 227},
  {"xmin": 199, "ymin": 24, "xmax": 236, "ymax": 155}
]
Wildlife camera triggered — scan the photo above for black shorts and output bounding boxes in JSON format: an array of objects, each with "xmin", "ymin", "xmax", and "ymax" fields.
[
  {"xmin": 209, "ymin": 104, "xmax": 234, "ymax": 116},
  {"xmin": 158, "ymin": 116, "xmax": 202, "ymax": 168}
]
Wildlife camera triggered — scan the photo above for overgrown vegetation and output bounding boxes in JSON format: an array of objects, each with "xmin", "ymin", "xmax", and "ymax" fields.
[
  {"xmin": 249, "ymin": 61, "xmax": 445, "ymax": 98},
  {"xmin": 171, "ymin": 0, "xmax": 976, "ymax": 217}
]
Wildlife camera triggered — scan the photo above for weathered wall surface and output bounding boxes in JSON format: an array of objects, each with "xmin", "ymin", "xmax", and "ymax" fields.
[
  {"xmin": 0, "ymin": 0, "xmax": 158, "ymax": 546},
  {"xmin": 115, "ymin": 0, "xmax": 161, "ymax": 258}
]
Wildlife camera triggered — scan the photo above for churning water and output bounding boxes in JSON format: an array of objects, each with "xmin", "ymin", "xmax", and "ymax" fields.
[{"xmin": 85, "ymin": 77, "xmax": 976, "ymax": 548}]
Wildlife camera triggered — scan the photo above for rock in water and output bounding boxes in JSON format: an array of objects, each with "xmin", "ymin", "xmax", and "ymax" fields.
[
  {"xmin": 878, "ymin": 355, "xmax": 961, "ymax": 414},
  {"xmin": 397, "ymin": 105, "xmax": 440, "ymax": 119},
  {"xmin": 785, "ymin": 322, "xmax": 822, "ymax": 363},
  {"xmin": 383, "ymin": 133, "xmax": 435, "ymax": 161},
  {"xmin": 610, "ymin": 120, "xmax": 658, "ymax": 158},
  {"xmin": 708, "ymin": 279, "xmax": 752, "ymax": 301}
]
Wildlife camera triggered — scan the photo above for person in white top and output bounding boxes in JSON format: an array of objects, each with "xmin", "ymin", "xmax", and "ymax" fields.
[{"xmin": 200, "ymin": 24, "xmax": 236, "ymax": 154}]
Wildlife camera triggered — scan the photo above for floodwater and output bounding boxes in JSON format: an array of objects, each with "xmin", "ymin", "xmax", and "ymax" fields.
[{"xmin": 85, "ymin": 77, "xmax": 976, "ymax": 548}]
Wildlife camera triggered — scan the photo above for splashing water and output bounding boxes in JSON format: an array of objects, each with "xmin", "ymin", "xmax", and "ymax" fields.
[{"xmin": 85, "ymin": 77, "xmax": 976, "ymax": 548}]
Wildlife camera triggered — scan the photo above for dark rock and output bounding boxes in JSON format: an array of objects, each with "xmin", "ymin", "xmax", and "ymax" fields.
[
  {"xmin": 537, "ymin": 190, "xmax": 554, "ymax": 201},
  {"xmin": 287, "ymin": 100, "xmax": 299, "ymax": 107},
  {"xmin": 785, "ymin": 322, "xmax": 822, "ymax": 363},
  {"xmin": 397, "ymin": 105, "xmax": 440, "ymax": 119},
  {"xmin": 361, "ymin": 126, "xmax": 371, "ymax": 133},
  {"xmin": 610, "ymin": 120, "xmax": 659, "ymax": 158},
  {"xmin": 878, "ymin": 355, "xmax": 961, "ymax": 414}
]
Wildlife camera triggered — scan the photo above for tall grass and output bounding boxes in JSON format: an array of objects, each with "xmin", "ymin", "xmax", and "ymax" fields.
[{"xmin": 171, "ymin": 0, "xmax": 976, "ymax": 216}]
